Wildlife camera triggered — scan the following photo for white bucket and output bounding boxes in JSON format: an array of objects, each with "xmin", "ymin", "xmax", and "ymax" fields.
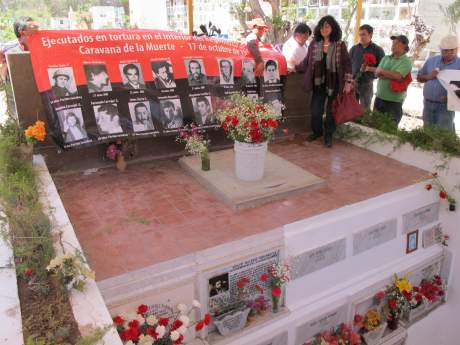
[{"xmin": 234, "ymin": 141, "xmax": 268, "ymax": 181}]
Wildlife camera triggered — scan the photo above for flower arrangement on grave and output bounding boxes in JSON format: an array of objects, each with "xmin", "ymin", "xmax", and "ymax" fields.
[
  {"xmin": 353, "ymin": 291, "xmax": 387, "ymax": 344},
  {"xmin": 113, "ymin": 301, "xmax": 211, "ymax": 345},
  {"xmin": 382, "ymin": 275, "xmax": 412, "ymax": 330},
  {"xmin": 260, "ymin": 261, "xmax": 290, "ymax": 313},
  {"xmin": 106, "ymin": 140, "xmax": 128, "ymax": 171},
  {"xmin": 425, "ymin": 172, "xmax": 456, "ymax": 211},
  {"xmin": 303, "ymin": 323, "xmax": 361, "ymax": 345},
  {"xmin": 177, "ymin": 124, "xmax": 211, "ymax": 171},
  {"xmin": 24, "ymin": 120, "xmax": 46, "ymax": 143},
  {"xmin": 247, "ymin": 284, "xmax": 269, "ymax": 321},
  {"xmin": 46, "ymin": 250, "xmax": 95, "ymax": 291},
  {"xmin": 405, "ymin": 275, "xmax": 445, "ymax": 307}
]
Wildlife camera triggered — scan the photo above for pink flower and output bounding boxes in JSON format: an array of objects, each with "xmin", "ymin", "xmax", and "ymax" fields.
[
  {"xmin": 350, "ymin": 331, "xmax": 362, "ymax": 345},
  {"xmin": 271, "ymin": 287, "xmax": 282, "ymax": 297}
]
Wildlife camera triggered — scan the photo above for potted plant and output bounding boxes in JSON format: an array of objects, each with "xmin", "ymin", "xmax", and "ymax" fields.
[
  {"xmin": 177, "ymin": 124, "xmax": 211, "ymax": 171},
  {"xmin": 260, "ymin": 261, "xmax": 290, "ymax": 313},
  {"xmin": 217, "ymin": 94, "xmax": 282, "ymax": 181},
  {"xmin": 113, "ymin": 301, "xmax": 211, "ymax": 344},
  {"xmin": 21, "ymin": 120, "xmax": 46, "ymax": 160}
]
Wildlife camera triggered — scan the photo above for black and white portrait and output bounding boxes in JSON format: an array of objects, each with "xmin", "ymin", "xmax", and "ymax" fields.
[
  {"xmin": 247, "ymin": 93, "xmax": 259, "ymax": 102},
  {"xmin": 242, "ymin": 59, "xmax": 256, "ymax": 84},
  {"xmin": 159, "ymin": 98, "xmax": 183, "ymax": 129},
  {"xmin": 264, "ymin": 59, "xmax": 280, "ymax": 84},
  {"xmin": 151, "ymin": 60, "xmax": 176, "ymax": 89},
  {"xmin": 47, "ymin": 67, "xmax": 78, "ymax": 99},
  {"xmin": 56, "ymin": 107, "xmax": 88, "ymax": 143},
  {"xmin": 209, "ymin": 273, "xmax": 229, "ymax": 298},
  {"xmin": 128, "ymin": 101, "xmax": 154, "ymax": 132},
  {"xmin": 93, "ymin": 103, "xmax": 123, "ymax": 135},
  {"xmin": 192, "ymin": 95, "xmax": 215, "ymax": 125},
  {"xmin": 264, "ymin": 92, "xmax": 283, "ymax": 116},
  {"xmin": 218, "ymin": 58, "xmax": 234, "ymax": 85},
  {"xmin": 119, "ymin": 63, "xmax": 145, "ymax": 90},
  {"xmin": 185, "ymin": 58, "xmax": 208, "ymax": 86},
  {"xmin": 84, "ymin": 64, "xmax": 112, "ymax": 93}
]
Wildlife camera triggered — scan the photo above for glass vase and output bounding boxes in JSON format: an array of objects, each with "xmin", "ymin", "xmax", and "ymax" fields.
[
  {"xmin": 271, "ymin": 295, "xmax": 280, "ymax": 313},
  {"xmin": 387, "ymin": 315, "xmax": 399, "ymax": 330},
  {"xmin": 201, "ymin": 149, "xmax": 210, "ymax": 171}
]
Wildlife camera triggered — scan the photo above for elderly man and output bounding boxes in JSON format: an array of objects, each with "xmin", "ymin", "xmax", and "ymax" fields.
[
  {"xmin": 282, "ymin": 23, "xmax": 311, "ymax": 72},
  {"xmin": 246, "ymin": 18, "xmax": 269, "ymax": 76},
  {"xmin": 51, "ymin": 69, "xmax": 76, "ymax": 98},
  {"xmin": 365, "ymin": 35, "xmax": 412, "ymax": 124},
  {"xmin": 417, "ymin": 35, "xmax": 460, "ymax": 131}
]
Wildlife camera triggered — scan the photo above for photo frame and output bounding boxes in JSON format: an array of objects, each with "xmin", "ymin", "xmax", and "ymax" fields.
[{"xmin": 406, "ymin": 230, "xmax": 419, "ymax": 254}]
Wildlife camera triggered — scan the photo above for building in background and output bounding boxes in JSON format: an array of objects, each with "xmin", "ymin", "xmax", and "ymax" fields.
[
  {"xmin": 49, "ymin": 17, "xmax": 71, "ymax": 30},
  {"xmin": 90, "ymin": 5, "xmax": 125, "ymax": 29},
  {"xmin": 129, "ymin": 0, "xmax": 168, "ymax": 29}
]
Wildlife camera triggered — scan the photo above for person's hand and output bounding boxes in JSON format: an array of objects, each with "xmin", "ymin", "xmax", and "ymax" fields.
[
  {"xmin": 429, "ymin": 68, "xmax": 439, "ymax": 80},
  {"xmin": 360, "ymin": 63, "xmax": 366, "ymax": 72},
  {"xmin": 255, "ymin": 61, "xmax": 264, "ymax": 76},
  {"xmin": 365, "ymin": 66, "xmax": 376, "ymax": 73},
  {"xmin": 343, "ymin": 82, "xmax": 352, "ymax": 94}
]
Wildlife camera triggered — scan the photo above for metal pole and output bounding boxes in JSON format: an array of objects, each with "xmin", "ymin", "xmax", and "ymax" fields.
[
  {"xmin": 187, "ymin": 0, "xmax": 193, "ymax": 35},
  {"xmin": 354, "ymin": 0, "xmax": 363, "ymax": 43}
]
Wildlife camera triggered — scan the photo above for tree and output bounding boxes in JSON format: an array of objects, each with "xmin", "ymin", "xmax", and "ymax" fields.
[
  {"xmin": 342, "ymin": 0, "xmax": 358, "ymax": 42},
  {"xmin": 439, "ymin": 0, "xmax": 460, "ymax": 33}
]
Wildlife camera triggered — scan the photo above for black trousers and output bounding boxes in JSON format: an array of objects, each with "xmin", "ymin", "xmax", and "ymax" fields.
[
  {"xmin": 374, "ymin": 97, "xmax": 403, "ymax": 124},
  {"xmin": 311, "ymin": 88, "xmax": 336, "ymax": 137}
]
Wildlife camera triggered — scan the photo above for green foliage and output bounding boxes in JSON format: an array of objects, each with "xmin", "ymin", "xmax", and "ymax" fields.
[
  {"xmin": 75, "ymin": 326, "xmax": 111, "ymax": 345},
  {"xmin": 439, "ymin": 0, "xmax": 460, "ymax": 33}
]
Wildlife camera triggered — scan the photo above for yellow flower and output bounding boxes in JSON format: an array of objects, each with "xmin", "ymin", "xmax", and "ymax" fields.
[{"xmin": 395, "ymin": 277, "xmax": 412, "ymax": 293}]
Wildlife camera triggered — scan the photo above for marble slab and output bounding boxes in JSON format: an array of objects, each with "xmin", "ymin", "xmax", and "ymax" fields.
[
  {"xmin": 353, "ymin": 219, "xmax": 397, "ymax": 255},
  {"xmin": 402, "ymin": 203, "xmax": 439, "ymax": 234}
]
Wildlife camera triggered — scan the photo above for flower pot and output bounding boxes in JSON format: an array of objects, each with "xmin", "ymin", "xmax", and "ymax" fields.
[
  {"xmin": 362, "ymin": 323, "xmax": 386, "ymax": 345},
  {"xmin": 387, "ymin": 316, "xmax": 399, "ymax": 331},
  {"xmin": 234, "ymin": 141, "xmax": 267, "ymax": 181},
  {"xmin": 201, "ymin": 149, "xmax": 210, "ymax": 171},
  {"xmin": 272, "ymin": 295, "xmax": 280, "ymax": 313},
  {"xmin": 213, "ymin": 307, "xmax": 250, "ymax": 336},
  {"xmin": 116, "ymin": 154, "xmax": 127, "ymax": 172}
]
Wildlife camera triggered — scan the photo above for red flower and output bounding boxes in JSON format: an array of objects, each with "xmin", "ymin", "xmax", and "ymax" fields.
[
  {"xmin": 272, "ymin": 287, "xmax": 282, "ymax": 297},
  {"xmin": 439, "ymin": 191, "xmax": 447, "ymax": 199},
  {"xmin": 432, "ymin": 172, "xmax": 438, "ymax": 177},
  {"xmin": 261, "ymin": 119, "xmax": 269, "ymax": 128},
  {"xmin": 415, "ymin": 294, "xmax": 422, "ymax": 302},
  {"xmin": 425, "ymin": 184, "xmax": 432, "ymax": 191},
  {"xmin": 24, "ymin": 268, "xmax": 34, "ymax": 277},
  {"xmin": 128, "ymin": 320, "xmax": 140, "ymax": 329},
  {"xmin": 388, "ymin": 299, "xmax": 397, "ymax": 310},
  {"xmin": 282, "ymin": 128, "xmax": 289, "ymax": 136},
  {"xmin": 255, "ymin": 284, "xmax": 264, "ymax": 293},
  {"xmin": 195, "ymin": 320, "xmax": 205, "ymax": 331},
  {"xmin": 137, "ymin": 304, "xmax": 148, "ymax": 316},
  {"xmin": 375, "ymin": 291, "xmax": 385, "ymax": 302},
  {"xmin": 121, "ymin": 327, "xmax": 140, "ymax": 341},
  {"xmin": 112, "ymin": 316, "xmax": 124, "ymax": 325},
  {"xmin": 363, "ymin": 53, "xmax": 377, "ymax": 66},
  {"xmin": 174, "ymin": 334, "xmax": 184, "ymax": 344},
  {"xmin": 224, "ymin": 116, "xmax": 231, "ymax": 123},
  {"xmin": 232, "ymin": 116, "xmax": 239, "ymax": 126},
  {"xmin": 172, "ymin": 319, "xmax": 183, "ymax": 330},
  {"xmin": 353, "ymin": 314, "xmax": 363, "ymax": 325},
  {"xmin": 158, "ymin": 317, "xmax": 169, "ymax": 326},
  {"xmin": 237, "ymin": 277, "xmax": 249, "ymax": 289},
  {"xmin": 260, "ymin": 274, "xmax": 269, "ymax": 282},
  {"xmin": 203, "ymin": 313, "xmax": 212, "ymax": 325},
  {"xmin": 146, "ymin": 327, "xmax": 158, "ymax": 338}
]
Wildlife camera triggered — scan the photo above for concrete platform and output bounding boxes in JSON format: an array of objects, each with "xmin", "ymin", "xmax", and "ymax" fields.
[{"xmin": 179, "ymin": 149, "xmax": 325, "ymax": 210}]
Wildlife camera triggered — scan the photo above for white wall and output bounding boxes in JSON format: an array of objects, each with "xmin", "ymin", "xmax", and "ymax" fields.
[{"xmin": 129, "ymin": 0, "xmax": 168, "ymax": 29}]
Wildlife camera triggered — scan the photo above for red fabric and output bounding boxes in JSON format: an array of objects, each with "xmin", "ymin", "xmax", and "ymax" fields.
[
  {"xmin": 363, "ymin": 53, "xmax": 377, "ymax": 65},
  {"xmin": 390, "ymin": 72, "xmax": 412, "ymax": 92},
  {"xmin": 332, "ymin": 93, "xmax": 364, "ymax": 125}
]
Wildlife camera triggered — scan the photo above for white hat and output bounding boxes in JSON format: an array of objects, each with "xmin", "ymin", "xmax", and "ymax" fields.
[
  {"xmin": 246, "ymin": 18, "xmax": 268, "ymax": 29},
  {"xmin": 439, "ymin": 35, "xmax": 458, "ymax": 50}
]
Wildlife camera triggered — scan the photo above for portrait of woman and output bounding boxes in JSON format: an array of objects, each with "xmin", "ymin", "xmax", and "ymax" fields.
[{"xmin": 62, "ymin": 111, "xmax": 88, "ymax": 143}]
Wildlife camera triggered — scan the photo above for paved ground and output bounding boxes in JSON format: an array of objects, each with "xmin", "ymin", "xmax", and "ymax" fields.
[{"xmin": 53, "ymin": 139, "xmax": 429, "ymax": 281}]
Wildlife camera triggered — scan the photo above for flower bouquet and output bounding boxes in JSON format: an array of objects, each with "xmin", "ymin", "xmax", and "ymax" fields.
[
  {"xmin": 19, "ymin": 120, "xmax": 46, "ymax": 160},
  {"xmin": 260, "ymin": 261, "xmax": 290, "ymax": 313},
  {"xmin": 355, "ymin": 53, "xmax": 378, "ymax": 82},
  {"xmin": 113, "ymin": 301, "xmax": 211, "ymax": 345},
  {"xmin": 382, "ymin": 275, "xmax": 411, "ymax": 330},
  {"xmin": 216, "ymin": 94, "xmax": 282, "ymax": 181},
  {"xmin": 106, "ymin": 140, "xmax": 127, "ymax": 171},
  {"xmin": 354, "ymin": 306, "xmax": 386, "ymax": 345},
  {"xmin": 304, "ymin": 323, "xmax": 361, "ymax": 345},
  {"xmin": 177, "ymin": 124, "xmax": 211, "ymax": 171}
]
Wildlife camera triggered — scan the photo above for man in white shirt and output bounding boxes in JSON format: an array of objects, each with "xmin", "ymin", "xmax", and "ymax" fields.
[{"xmin": 282, "ymin": 23, "xmax": 311, "ymax": 72}]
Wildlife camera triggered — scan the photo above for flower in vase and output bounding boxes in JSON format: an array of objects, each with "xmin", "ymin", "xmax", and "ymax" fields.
[{"xmin": 272, "ymin": 287, "xmax": 282, "ymax": 297}]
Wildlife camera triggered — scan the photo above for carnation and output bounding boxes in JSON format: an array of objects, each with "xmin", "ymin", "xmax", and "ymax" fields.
[
  {"xmin": 177, "ymin": 303, "xmax": 187, "ymax": 314},
  {"xmin": 170, "ymin": 330, "xmax": 180, "ymax": 341},
  {"xmin": 155, "ymin": 325, "xmax": 166, "ymax": 338},
  {"xmin": 146, "ymin": 315, "xmax": 157, "ymax": 326}
]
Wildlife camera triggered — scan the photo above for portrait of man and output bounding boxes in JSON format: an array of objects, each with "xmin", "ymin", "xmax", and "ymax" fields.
[
  {"xmin": 264, "ymin": 59, "xmax": 280, "ymax": 84},
  {"xmin": 218, "ymin": 58, "xmax": 234, "ymax": 85},
  {"xmin": 209, "ymin": 273, "xmax": 229, "ymax": 298},
  {"xmin": 160, "ymin": 99, "xmax": 183, "ymax": 129},
  {"xmin": 57, "ymin": 107, "xmax": 88, "ymax": 143},
  {"xmin": 84, "ymin": 64, "xmax": 112, "ymax": 93},
  {"xmin": 242, "ymin": 59, "xmax": 256, "ymax": 84},
  {"xmin": 264, "ymin": 93, "xmax": 283, "ymax": 115},
  {"xmin": 94, "ymin": 103, "xmax": 123, "ymax": 135},
  {"xmin": 247, "ymin": 93, "xmax": 259, "ymax": 102},
  {"xmin": 192, "ymin": 95, "xmax": 215, "ymax": 125},
  {"xmin": 185, "ymin": 59, "xmax": 207, "ymax": 86},
  {"xmin": 48, "ymin": 67, "xmax": 78, "ymax": 99},
  {"xmin": 129, "ymin": 101, "xmax": 154, "ymax": 132},
  {"xmin": 120, "ymin": 63, "xmax": 145, "ymax": 90},
  {"xmin": 152, "ymin": 60, "xmax": 176, "ymax": 89}
]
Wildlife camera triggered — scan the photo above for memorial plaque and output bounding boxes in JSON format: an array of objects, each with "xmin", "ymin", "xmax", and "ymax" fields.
[
  {"xmin": 402, "ymin": 203, "xmax": 439, "ymax": 234},
  {"xmin": 255, "ymin": 331, "xmax": 288, "ymax": 345},
  {"xmin": 409, "ymin": 258, "xmax": 442, "ymax": 286},
  {"xmin": 291, "ymin": 238, "xmax": 346, "ymax": 280},
  {"xmin": 295, "ymin": 304, "xmax": 348, "ymax": 345},
  {"xmin": 353, "ymin": 219, "xmax": 397, "ymax": 255},
  {"xmin": 422, "ymin": 223, "xmax": 442, "ymax": 248}
]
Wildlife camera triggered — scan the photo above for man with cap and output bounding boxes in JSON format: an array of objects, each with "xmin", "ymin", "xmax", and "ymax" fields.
[
  {"xmin": 417, "ymin": 35, "xmax": 460, "ymax": 131},
  {"xmin": 246, "ymin": 18, "xmax": 269, "ymax": 76},
  {"xmin": 51, "ymin": 69, "xmax": 77, "ymax": 98},
  {"xmin": 365, "ymin": 35, "xmax": 412, "ymax": 124}
]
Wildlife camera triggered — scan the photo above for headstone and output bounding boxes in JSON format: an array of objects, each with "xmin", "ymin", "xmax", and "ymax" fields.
[
  {"xmin": 353, "ymin": 219, "xmax": 397, "ymax": 255},
  {"xmin": 291, "ymin": 238, "xmax": 346, "ymax": 280},
  {"xmin": 295, "ymin": 304, "xmax": 348, "ymax": 345},
  {"xmin": 422, "ymin": 223, "xmax": 442, "ymax": 248},
  {"xmin": 402, "ymin": 203, "xmax": 439, "ymax": 234}
]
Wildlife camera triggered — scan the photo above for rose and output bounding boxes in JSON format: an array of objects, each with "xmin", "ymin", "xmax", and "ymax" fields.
[
  {"xmin": 113, "ymin": 315, "xmax": 125, "ymax": 325},
  {"xmin": 203, "ymin": 313, "xmax": 212, "ymax": 325},
  {"xmin": 158, "ymin": 317, "xmax": 169, "ymax": 326},
  {"xmin": 195, "ymin": 321, "xmax": 205, "ymax": 331},
  {"xmin": 388, "ymin": 299, "xmax": 397, "ymax": 310},
  {"xmin": 425, "ymin": 184, "xmax": 432, "ymax": 190},
  {"xmin": 440, "ymin": 191, "xmax": 447, "ymax": 199},
  {"xmin": 137, "ymin": 304, "xmax": 148, "ymax": 316},
  {"xmin": 363, "ymin": 53, "xmax": 377, "ymax": 66},
  {"xmin": 260, "ymin": 274, "xmax": 269, "ymax": 282},
  {"xmin": 272, "ymin": 287, "xmax": 282, "ymax": 297},
  {"xmin": 375, "ymin": 290, "xmax": 385, "ymax": 302}
]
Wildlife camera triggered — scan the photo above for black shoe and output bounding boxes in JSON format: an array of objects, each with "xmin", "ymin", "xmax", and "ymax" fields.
[
  {"xmin": 324, "ymin": 135, "xmax": 333, "ymax": 148},
  {"xmin": 306, "ymin": 133, "xmax": 322, "ymax": 142}
]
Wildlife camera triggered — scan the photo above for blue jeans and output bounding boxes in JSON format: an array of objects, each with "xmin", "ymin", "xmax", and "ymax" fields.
[
  {"xmin": 374, "ymin": 97, "xmax": 403, "ymax": 124},
  {"xmin": 311, "ymin": 88, "xmax": 336, "ymax": 137},
  {"xmin": 423, "ymin": 100, "xmax": 455, "ymax": 131}
]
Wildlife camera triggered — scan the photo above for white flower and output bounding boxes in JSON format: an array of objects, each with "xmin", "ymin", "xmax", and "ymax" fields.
[
  {"xmin": 177, "ymin": 325, "xmax": 188, "ymax": 335},
  {"xmin": 138, "ymin": 334, "xmax": 154, "ymax": 345},
  {"xmin": 178, "ymin": 314, "xmax": 190, "ymax": 327},
  {"xmin": 177, "ymin": 303, "xmax": 187, "ymax": 314},
  {"xmin": 135, "ymin": 314, "xmax": 145, "ymax": 325},
  {"xmin": 146, "ymin": 315, "xmax": 157, "ymax": 326},
  {"xmin": 170, "ymin": 330, "xmax": 180, "ymax": 341},
  {"xmin": 156, "ymin": 325, "xmax": 166, "ymax": 338},
  {"xmin": 125, "ymin": 342, "xmax": 135, "ymax": 345},
  {"xmin": 192, "ymin": 300, "xmax": 201, "ymax": 308}
]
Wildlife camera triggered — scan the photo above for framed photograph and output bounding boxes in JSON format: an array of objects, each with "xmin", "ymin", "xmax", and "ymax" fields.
[{"xmin": 406, "ymin": 230, "xmax": 419, "ymax": 254}]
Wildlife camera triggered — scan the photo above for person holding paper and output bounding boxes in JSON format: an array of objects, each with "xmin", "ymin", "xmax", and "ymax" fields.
[{"xmin": 417, "ymin": 35, "xmax": 460, "ymax": 131}]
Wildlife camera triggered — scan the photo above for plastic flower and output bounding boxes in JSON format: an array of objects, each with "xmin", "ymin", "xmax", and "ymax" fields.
[
  {"xmin": 195, "ymin": 320, "xmax": 205, "ymax": 331},
  {"xmin": 176, "ymin": 303, "xmax": 187, "ymax": 314},
  {"xmin": 137, "ymin": 304, "xmax": 148, "ymax": 315},
  {"xmin": 170, "ymin": 330, "xmax": 180, "ymax": 341},
  {"xmin": 113, "ymin": 316, "xmax": 124, "ymax": 325},
  {"xmin": 178, "ymin": 314, "xmax": 190, "ymax": 327},
  {"xmin": 395, "ymin": 277, "xmax": 412, "ymax": 294},
  {"xmin": 439, "ymin": 191, "xmax": 447, "ymax": 199}
]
